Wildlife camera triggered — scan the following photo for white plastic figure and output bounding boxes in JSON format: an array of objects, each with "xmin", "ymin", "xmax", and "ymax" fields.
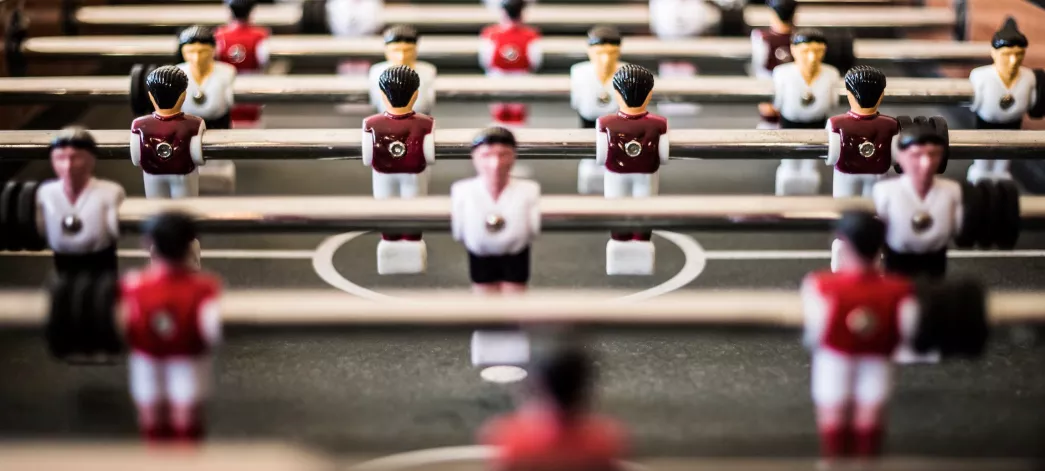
[
  {"xmin": 767, "ymin": 29, "xmax": 841, "ymax": 196},
  {"xmin": 572, "ymin": 26, "xmax": 625, "ymax": 195},
  {"xmin": 362, "ymin": 65, "xmax": 436, "ymax": 275},
  {"xmin": 369, "ymin": 25, "xmax": 437, "ymax": 116},
  {"xmin": 596, "ymin": 65, "xmax": 668, "ymax": 276},
  {"xmin": 649, "ymin": 0, "xmax": 708, "ymax": 84},
  {"xmin": 967, "ymin": 18, "xmax": 1038, "ymax": 183}
]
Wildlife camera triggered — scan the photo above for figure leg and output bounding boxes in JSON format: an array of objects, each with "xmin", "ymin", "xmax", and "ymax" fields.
[
  {"xmin": 372, "ymin": 171, "xmax": 399, "ymax": 241},
  {"xmin": 631, "ymin": 173, "xmax": 658, "ymax": 240},
  {"xmin": 170, "ymin": 172, "xmax": 200, "ymax": 199},
  {"xmin": 578, "ymin": 159, "xmax": 606, "ymax": 195},
  {"xmin": 860, "ymin": 174, "xmax": 881, "ymax": 199},
  {"xmin": 399, "ymin": 170, "xmax": 429, "ymax": 239},
  {"xmin": 852, "ymin": 358, "xmax": 893, "ymax": 458},
  {"xmin": 604, "ymin": 171, "xmax": 631, "ymax": 241},
  {"xmin": 128, "ymin": 352, "xmax": 169, "ymax": 440},
  {"xmin": 992, "ymin": 159, "xmax": 1012, "ymax": 181},
  {"xmin": 166, "ymin": 357, "xmax": 212, "ymax": 441},
  {"xmin": 831, "ymin": 170, "xmax": 860, "ymax": 198},
  {"xmin": 777, "ymin": 159, "xmax": 821, "ymax": 196},
  {"xmin": 830, "ymin": 238, "xmax": 844, "ymax": 272},
  {"xmin": 967, "ymin": 160, "xmax": 992, "ymax": 184},
  {"xmin": 142, "ymin": 173, "xmax": 172, "ymax": 199},
  {"xmin": 812, "ymin": 350, "xmax": 855, "ymax": 458}
]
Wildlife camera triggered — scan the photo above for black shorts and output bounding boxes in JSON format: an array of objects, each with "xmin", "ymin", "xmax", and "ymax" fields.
[
  {"xmin": 53, "ymin": 245, "xmax": 118, "ymax": 278},
  {"xmin": 468, "ymin": 247, "xmax": 531, "ymax": 284},
  {"xmin": 974, "ymin": 116, "xmax": 1022, "ymax": 130},
  {"xmin": 580, "ymin": 116, "xmax": 597, "ymax": 129},
  {"xmin": 205, "ymin": 112, "xmax": 232, "ymax": 130},
  {"xmin": 780, "ymin": 117, "xmax": 827, "ymax": 129},
  {"xmin": 883, "ymin": 246, "xmax": 947, "ymax": 280}
]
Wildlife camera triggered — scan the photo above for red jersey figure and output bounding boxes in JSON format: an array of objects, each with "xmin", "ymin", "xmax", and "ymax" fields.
[
  {"xmin": 480, "ymin": 0, "xmax": 542, "ymax": 126},
  {"xmin": 362, "ymin": 65, "xmax": 435, "ymax": 275},
  {"xmin": 120, "ymin": 212, "xmax": 222, "ymax": 442},
  {"xmin": 802, "ymin": 211, "xmax": 918, "ymax": 460},
  {"xmin": 216, "ymin": 0, "xmax": 270, "ymax": 128},
  {"xmin": 130, "ymin": 65, "xmax": 206, "ymax": 199},
  {"xmin": 481, "ymin": 345, "xmax": 627, "ymax": 471},
  {"xmin": 596, "ymin": 64, "xmax": 668, "ymax": 276}
]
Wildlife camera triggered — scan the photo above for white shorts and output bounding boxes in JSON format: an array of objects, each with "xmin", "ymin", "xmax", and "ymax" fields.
[
  {"xmin": 372, "ymin": 169, "xmax": 430, "ymax": 199},
  {"xmin": 129, "ymin": 352, "xmax": 212, "ymax": 406},
  {"xmin": 832, "ymin": 170, "xmax": 882, "ymax": 198},
  {"xmin": 143, "ymin": 171, "xmax": 200, "ymax": 199},
  {"xmin": 605, "ymin": 171, "xmax": 659, "ymax": 198},
  {"xmin": 812, "ymin": 349, "xmax": 893, "ymax": 407}
]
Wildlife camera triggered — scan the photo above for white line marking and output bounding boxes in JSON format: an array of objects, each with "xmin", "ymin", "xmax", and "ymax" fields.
[
  {"xmin": 312, "ymin": 232, "xmax": 398, "ymax": 301},
  {"xmin": 349, "ymin": 445, "xmax": 647, "ymax": 471}
]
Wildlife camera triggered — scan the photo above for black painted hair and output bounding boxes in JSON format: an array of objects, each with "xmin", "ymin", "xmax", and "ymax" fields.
[
  {"xmin": 533, "ymin": 345, "xmax": 593, "ymax": 415},
  {"xmin": 612, "ymin": 64, "xmax": 655, "ymax": 108},
  {"xmin": 844, "ymin": 65, "xmax": 887, "ymax": 109},
  {"xmin": 225, "ymin": 0, "xmax": 257, "ymax": 21},
  {"xmin": 379, "ymin": 65, "xmax": 421, "ymax": 108},
  {"xmin": 587, "ymin": 25, "xmax": 622, "ymax": 47},
  {"xmin": 143, "ymin": 211, "xmax": 198, "ymax": 263},
  {"xmin": 791, "ymin": 28, "xmax": 826, "ymax": 46},
  {"xmin": 835, "ymin": 211, "xmax": 885, "ymax": 262},
  {"xmin": 471, "ymin": 126, "xmax": 517, "ymax": 149},
  {"xmin": 178, "ymin": 25, "xmax": 217, "ymax": 49},
  {"xmin": 768, "ymin": 0, "xmax": 798, "ymax": 23},
  {"xmin": 383, "ymin": 25, "xmax": 419, "ymax": 45},
  {"xmin": 49, "ymin": 126, "xmax": 98, "ymax": 155},
  {"xmin": 897, "ymin": 122, "xmax": 947, "ymax": 150},
  {"xmin": 991, "ymin": 17, "xmax": 1028, "ymax": 49},
  {"xmin": 145, "ymin": 65, "xmax": 189, "ymax": 110},
  {"xmin": 501, "ymin": 0, "xmax": 526, "ymax": 21}
]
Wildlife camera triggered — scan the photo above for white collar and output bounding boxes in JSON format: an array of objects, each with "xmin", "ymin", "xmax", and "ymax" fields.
[{"xmin": 901, "ymin": 174, "xmax": 938, "ymax": 203}]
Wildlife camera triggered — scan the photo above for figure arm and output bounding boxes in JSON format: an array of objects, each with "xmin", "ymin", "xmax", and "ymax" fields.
[
  {"xmin": 108, "ymin": 186, "xmax": 126, "ymax": 240},
  {"xmin": 771, "ymin": 67, "xmax": 783, "ymax": 112},
  {"xmin": 897, "ymin": 295, "xmax": 920, "ymax": 349},
  {"xmin": 478, "ymin": 38, "xmax": 494, "ymax": 71},
  {"xmin": 450, "ymin": 183, "xmax": 464, "ymax": 242},
  {"xmin": 569, "ymin": 66, "xmax": 581, "ymax": 111},
  {"xmin": 527, "ymin": 39, "xmax": 544, "ymax": 72},
  {"xmin": 361, "ymin": 124, "xmax": 374, "ymax": 168},
  {"xmin": 749, "ymin": 30, "xmax": 767, "ymax": 76},
  {"xmin": 199, "ymin": 285, "xmax": 223, "ymax": 348},
  {"xmin": 871, "ymin": 181, "xmax": 889, "ymax": 224},
  {"xmin": 256, "ymin": 39, "xmax": 271, "ymax": 69},
  {"xmin": 225, "ymin": 68, "xmax": 236, "ymax": 108},
  {"xmin": 800, "ymin": 275, "xmax": 828, "ymax": 350},
  {"xmin": 595, "ymin": 121, "xmax": 608, "ymax": 166},
  {"xmin": 952, "ymin": 184, "xmax": 964, "ymax": 236},
  {"xmin": 129, "ymin": 130, "xmax": 141, "ymax": 167},
  {"xmin": 1030, "ymin": 72, "xmax": 1039, "ymax": 111},
  {"xmin": 423, "ymin": 125, "xmax": 435, "ymax": 165},
  {"xmin": 968, "ymin": 69, "xmax": 983, "ymax": 113},
  {"xmin": 529, "ymin": 183, "xmax": 542, "ymax": 239},
  {"xmin": 825, "ymin": 120, "xmax": 840, "ymax": 166},
  {"xmin": 890, "ymin": 134, "xmax": 900, "ymax": 166},
  {"xmin": 191, "ymin": 120, "xmax": 207, "ymax": 166},
  {"xmin": 368, "ymin": 65, "xmax": 384, "ymax": 110},
  {"xmin": 658, "ymin": 131, "xmax": 670, "ymax": 165}
]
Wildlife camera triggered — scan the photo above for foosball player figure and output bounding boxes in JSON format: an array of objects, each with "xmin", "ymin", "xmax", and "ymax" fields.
[
  {"xmin": 750, "ymin": 0, "xmax": 796, "ymax": 80},
  {"xmin": 120, "ymin": 211, "xmax": 222, "ymax": 442},
  {"xmin": 767, "ymin": 28, "xmax": 841, "ymax": 196},
  {"xmin": 369, "ymin": 25, "xmax": 437, "ymax": 116},
  {"xmin": 216, "ymin": 0, "xmax": 270, "ymax": 129},
  {"xmin": 572, "ymin": 26, "xmax": 624, "ymax": 195},
  {"xmin": 327, "ymin": 0, "xmax": 384, "ymax": 75},
  {"xmin": 177, "ymin": 25, "xmax": 238, "ymax": 195},
  {"xmin": 480, "ymin": 345, "xmax": 627, "ymax": 470},
  {"xmin": 38, "ymin": 126, "xmax": 125, "ymax": 278},
  {"xmin": 479, "ymin": 0, "xmax": 542, "ymax": 126},
  {"xmin": 801, "ymin": 210, "xmax": 919, "ymax": 459},
  {"xmin": 649, "ymin": 0, "xmax": 706, "ymax": 78},
  {"xmin": 597, "ymin": 64, "xmax": 668, "ymax": 275},
  {"xmin": 363, "ymin": 65, "xmax": 435, "ymax": 275},
  {"xmin": 967, "ymin": 18, "xmax": 1039, "ymax": 183}
]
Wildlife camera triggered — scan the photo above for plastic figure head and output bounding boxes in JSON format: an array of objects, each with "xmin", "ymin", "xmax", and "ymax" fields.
[
  {"xmin": 612, "ymin": 64, "xmax": 655, "ymax": 114},
  {"xmin": 767, "ymin": 0, "xmax": 797, "ymax": 31},
  {"xmin": 177, "ymin": 25, "xmax": 218, "ymax": 72},
  {"xmin": 790, "ymin": 29, "xmax": 827, "ymax": 75},
  {"xmin": 500, "ymin": 0, "xmax": 526, "ymax": 23},
  {"xmin": 144, "ymin": 211, "xmax": 198, "ymax": 266},
  {"xmin": 531, "ymin": 344, "xmax": 593, "ymax": 418},
  {"xmin": 896, "ymin": 123, "xmax": 946, "ymax": 188},
  {"xmin": 843, "ymin": 65, "xmax": 887, "ymax": 113},
  {"xmin": 383, "ymin": 25, "xmax": 419, "ymax": 68},
  {"xmin": 225, "ymin": 0, "xmax": 257, "ymax": 22},
  {"xmin": 49, "ymin": 126, "xmax": 97, "ymax": 190},
  {"xmin": 833, "ymin": 211, "xmax": 885, "ymax": 271},
  {"xmin": 146, "ymin": 66, "xmax": 189, "ymax": 114},
  {"xmin": 379, "ymin": 65, "xmax": 420, "ymax": 113},
  {"xmin": 587, "ymin": 26, "xmax": 622, "ymax": 80},
  {"xmin": 471, "ymin": 127, "xmax": 517, "ymax": 190},
  {"xmin": 990, "ymin": 18, "xmax": 1027, "ymax": 81}
]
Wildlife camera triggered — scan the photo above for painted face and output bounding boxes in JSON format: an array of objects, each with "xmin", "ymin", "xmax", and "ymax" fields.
[
  {"xmin": 991, "ymin": 46, "xmax": 1026, "ymax": 77},
  {"xmin": 50, "ymin": 146, "xmax": 95, "ymax": 187},
  {"xmin": 896, "ymin": 142, "xmax": 944, "ymax": 183},
  {"xmin": 791, "ymin": 41, "xmax": 826, "ymax": 72},
  {"xmin": 181, "ymin": 43, "xmax": 216, "ymax": 71},
  {"xmin": 472, "ymin": 143, "xmax": 516, "ymax": 186},
  {"xmin": 385, "ymin": 42, "xmax": 418, "ymax": 66},
  {"xmin": 587, "ymin": 44, "xmax": 621, "ymax": 73}
]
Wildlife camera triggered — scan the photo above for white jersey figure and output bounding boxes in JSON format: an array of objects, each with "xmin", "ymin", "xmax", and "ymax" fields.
[
  {"xmin": 802, "ymin": 211, "xmax": 919, "ymax": 460},
  {"xmin": 38, "ymin": 127, "xmax": 125, "ymax": 278},
  {"xmin": 967, "ymin": 18, "xmax": 1038, "ymax": 183},
  {"xmin": 768, "ymin": 29, "xmax": 841, "ymax": 196},
  {"xmin": 362, "ymin": 65, "xmax": 436, "ymax": 274},
  {"xmin": 368, "ymin": 25, "xmax": 437, "ymax": 116},
  {"xmin": 176, "ymin": 25, "xmax": 237, "ymax": 195},
  {"xmin": 572, "ymin": 26, "xmax": 625, "ymax": 195},
  {"xmin": 327, "ymin": 0, "xmax": 384, "ymax": 76},
  {"xmin": 596, "ymin": 65, "xmax": 669, "ymax": 276}
]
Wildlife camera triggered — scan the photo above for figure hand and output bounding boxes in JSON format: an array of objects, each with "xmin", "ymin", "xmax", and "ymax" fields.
[{"xmin": 758, "ymin": 102, "xmax": 779, "ymax": 118}]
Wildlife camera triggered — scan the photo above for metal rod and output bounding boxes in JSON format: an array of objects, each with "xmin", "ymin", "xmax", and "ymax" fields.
[
  {"xmin": 20, "ymin": 35, "xmax": 991, "ymax": 65},
  {"xmin": 2, "ymin": 129, "xmax": 1041, "ymax": 162},
  {"xmin": 74, "ymin": 4, "xmax": 954, "ymax": 31},
  {"xmin": 0, "ymin": 75, "xmax": 975, "ymax": 105}
]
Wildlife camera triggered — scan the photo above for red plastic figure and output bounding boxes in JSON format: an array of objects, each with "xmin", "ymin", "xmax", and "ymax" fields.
[
  {"xmin": 480, "ymin": 0, "xmax": 542, "ymax": 125},
  {"xmin": 216, "ymin": 0, "xmax": 270, "ymax": 128}
]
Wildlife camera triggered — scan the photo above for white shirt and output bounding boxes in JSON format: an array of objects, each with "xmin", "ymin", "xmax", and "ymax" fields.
[
  {"xmin": 326, "ymin": 0, "xmax": 384, "ymax": 37},
  {"xmin": 649, "ymin": 0, "xmax": 709, "ymax": 39},
  {"xmin": 36, "ymin": 178, "xmax": 124, "ymax": 254},
  {"xmin": 177, "ymin": 62, "xmax": 237, "ymax": 120},
  {"xmin": 969, "ymin": 65, "xmax": 1038, "ymax": 124},
  {"xmin": 368, "ymin": 61, "xmax": 438, "ymax": 115},
  {"xmin": 451, "ymin": 177, "xmax": 540, "ymax": 256},
  {"xmin": 570, "ymin": 61, "xmax": 626, "ymax": 121},
  {"xmin": 873, "ymin": 175, "xmax": 963, "ymax": 254},
  {"xmin": 772, "ymin": 63, "xmax": 841, "ymax": 123}
]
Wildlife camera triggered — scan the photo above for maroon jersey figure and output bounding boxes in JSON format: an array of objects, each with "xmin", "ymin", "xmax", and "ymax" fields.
[
  {"xmin": 751, "ymin": 0, "xmax": 796, "ymax": 80},
  {"xmin": 120, "ymin": 211, "xmax": 222, "ymax": 442},
  {"xmin": 596, "ymin": 64, "xmax": 669, "ymax": 276},
  {"xmin": 826, "ymin": 66, "xmax": 900, "ymax": 200},
  {"xmin": 362, "ymin": 65, "xmax": 435, "ymax": 275},
  {"xmin": 216, "ymin": 0, "xmax": 270, "ymax": 127},
  {"xmin": 480, "ymin": 0, "xmax": 543, "ymax": 126},
  {"xmin": 130, "ymin": 65, "xmax": 206, "ymax": 199},
  {"xmin": 802, "ymin": 211, "xmax": 918, "ymax": 459}
]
